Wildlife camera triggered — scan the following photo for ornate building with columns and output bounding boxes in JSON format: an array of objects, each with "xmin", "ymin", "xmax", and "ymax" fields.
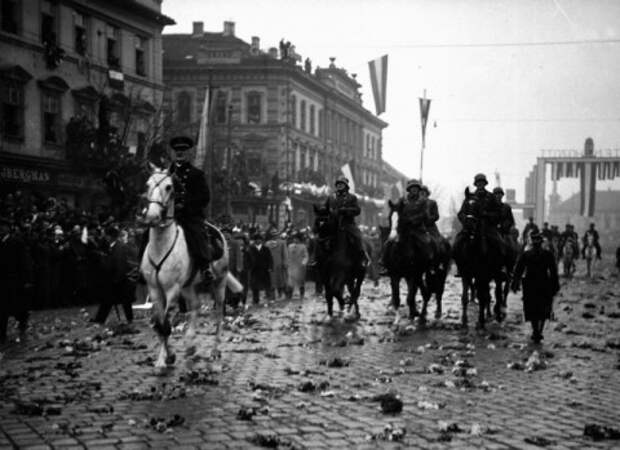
[
  {"xmin": 162, "ymin": 21, "xmax": 388, "ymax": 227},
  {"xmin": 0, "ymin": 0, "xmax": 173, "ymax": 208}
]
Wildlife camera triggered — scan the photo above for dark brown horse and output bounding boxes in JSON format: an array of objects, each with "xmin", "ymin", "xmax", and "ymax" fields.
[
  {"xmin": 382, "ymin": 200, "xmax": 433, "ymax": 324},
  {"xmin": 452, "ymin": 188, "xmax": 504, "ymax": 329},
  {"xmin": 312, "ymin": 205, "xmax": 365, "ymax": 319}
]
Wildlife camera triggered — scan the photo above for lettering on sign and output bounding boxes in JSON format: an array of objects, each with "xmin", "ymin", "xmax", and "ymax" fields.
[{"xmin": 0, "ymin": 167, "xmax": 52, "ymax": 184}]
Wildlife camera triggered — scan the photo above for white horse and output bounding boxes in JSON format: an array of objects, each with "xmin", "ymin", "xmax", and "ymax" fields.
[
  {"xmin": 141, "ymin": 165, "xmax": 242, "ymax": 369},
  {"xmin": 584, "ymin": 234, "xmax": 597, "ymax": 279}
]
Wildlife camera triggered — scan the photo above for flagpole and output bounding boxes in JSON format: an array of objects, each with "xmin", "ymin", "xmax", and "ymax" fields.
[{"xmin": 419, "ymin": 89, "xmax": 426, "ymax": 183}]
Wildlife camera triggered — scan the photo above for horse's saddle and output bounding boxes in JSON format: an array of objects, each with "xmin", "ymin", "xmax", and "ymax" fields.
[{"xmin": 204, "ymin": 224, "xmax": 224, "ymax": 262}]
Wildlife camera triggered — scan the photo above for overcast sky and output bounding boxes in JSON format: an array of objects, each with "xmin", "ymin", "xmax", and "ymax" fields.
[{"xmin": 162, "ymin": 0, "xmax": 620, "ymax": 211}]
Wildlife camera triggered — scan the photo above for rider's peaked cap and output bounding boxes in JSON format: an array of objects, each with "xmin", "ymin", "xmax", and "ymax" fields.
[
  {"xmin": 406, "ymin": 179, "xmax": 421, "ymax": 191},
  {"xmin": 492, "ymin": 187, "xmax": 504, "ymax": 195},
  {"xmin": 474, "ymin": 173, "xmax": 488, "ymax": 185},
  {"xmin": 170, "ymin": 136, "xmax": 194, "ymax": 151},
  {"xmin": 335, "ymin": 176, "xmax": 349, "ymax": 187}
]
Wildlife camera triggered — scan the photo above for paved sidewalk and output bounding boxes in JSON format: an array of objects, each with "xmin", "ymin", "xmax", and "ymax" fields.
[{"xmin": 1, "ymin": 262, "xmax": 620, "ymax": 449}]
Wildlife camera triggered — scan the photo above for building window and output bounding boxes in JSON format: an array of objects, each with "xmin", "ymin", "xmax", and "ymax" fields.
[
  {"xmin": 74, "ymin": 99, "xmax": 96, "ymax": 124},
  {"xmin": 41, "ymin": 1, "xmax": 56, "ymax": 45},
  {"xmin": 42, "ymin": 91, "xmax": 62, "ymax": 144},
  {"xmin": 309, "ymin": 105, "xmax": 315, "ymax": 135},
  {"xmin": 318, "ymin": 109, "xmax": 323, "ymax": 137},
  {"xmin": 176, "ymin": 91, "xmax": 191, "ymax": 123},
  {"xmin": 290, "ymin": 95, "xmax": 296, "ymax": 127},
  {"xmin": 74, "ymin": 12, "xmax": 87, "ymax": 55},
  {"xmin": 106, "ymin": 25, "xmax": 120, "ymax": 69},
  {"xmin": 1, "ymin": 83, "xmax": 24, "ymax": 139},
  {"xmin": 299, "ymin": 100, "xmax": 306, "ymax": 132},
  {"xmin": 215, "ymin": 90, "xmax": 228, "ymax": 124},
  {"xmin": 1, "ymin": 0, "xmax": 19, "ymax": 34},
  {"xmin": 135, "ymin": 35, "xmax": 146, "ymax": 76},
  {"xmin": 246, "ymin": 91, "xmax": 261, "ymax": 124}
]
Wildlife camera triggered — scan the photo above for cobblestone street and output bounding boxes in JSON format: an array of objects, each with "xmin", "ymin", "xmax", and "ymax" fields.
[{"xmin": 1, "ymin": 260, "xmax": 620, "ymax": 449}]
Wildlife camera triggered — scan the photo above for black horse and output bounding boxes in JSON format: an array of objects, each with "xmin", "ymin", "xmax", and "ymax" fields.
[
  {"xmin": 312, "ymin": 205, "xmax": 365, "ymax": 319},
  {"xmin": 382, "ymin": 200, "xmax": 433, "ymax": 324},
  {"xmin": 453, "ymin": 188, "xmax": 504, "ymax": 329}
]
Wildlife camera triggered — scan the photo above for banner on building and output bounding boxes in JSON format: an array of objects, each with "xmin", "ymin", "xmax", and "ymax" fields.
[
  {"xmin": 368, "ymin": 54, "xmax": 388, "ymax": 116},
  {"xmin": 580, "ymin": 162, "xmax": 596, "ymax": 217},
  {"xmin": 340, "ymin": 162, "xmax": 356, "ymax": 194},
  {"xmin": 419, "ymin": 94, "xmax": 431, "ymax": 149}
]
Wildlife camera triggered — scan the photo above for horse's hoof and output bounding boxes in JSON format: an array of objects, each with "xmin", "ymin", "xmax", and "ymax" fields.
[
  {"xmin": 434, "ymin": 311, "xmax": 442, "ymax": 320},
  {"xmin": 165, "ymin": 353, "xmax": 176, "ymax": 365},
  {"xmin": 418, "ymin": 316, "xmax": 427, "ymax": 326}
]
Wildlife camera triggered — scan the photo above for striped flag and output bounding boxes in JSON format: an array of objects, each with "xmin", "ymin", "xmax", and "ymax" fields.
[
  {"xmin": 368, "ymin": 55, "xmax": 388, "ymax": 115},
  {"xmin": 580, "ymin": 162, "xmax": 596, "ymax": 217},
  {"xmin": 194, "ymin": 87, "xmax": 211, "ymax": 169},
  {"xmin": 340, "ymin": 162, "xmax": 356, "ymax": 194}
]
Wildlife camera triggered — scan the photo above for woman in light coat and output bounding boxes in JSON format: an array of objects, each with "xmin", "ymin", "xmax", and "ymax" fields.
[{"xmin": 287, "ymin": 233, "xmax": 309, "ymax": 300}]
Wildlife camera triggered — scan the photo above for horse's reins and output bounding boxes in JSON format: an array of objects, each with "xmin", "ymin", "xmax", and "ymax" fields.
[{"xmin": 146, "ymin": 173, "xmax": 175, "ymax": 227}]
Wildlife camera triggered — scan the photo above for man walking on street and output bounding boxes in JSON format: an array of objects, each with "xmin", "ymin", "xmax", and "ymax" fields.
[{"xmin": 511, "ymin": 231, "xmax": 560, "ymax": 344}]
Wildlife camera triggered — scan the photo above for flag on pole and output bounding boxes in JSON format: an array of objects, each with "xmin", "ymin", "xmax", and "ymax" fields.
[
  {"xmin": 368, "ymin": 55, "xmax": 388, "ymax": 115},
  {"xmin": 419, "ymin": 94, "xmax": 431, "ymax": 149},
  {"xmin": 340, "ymin": 162, "xmax": 356, "ymax": 194},
  {"xmin": 194, "ymin": 87, "xmax": 211, "ymax": 169}
]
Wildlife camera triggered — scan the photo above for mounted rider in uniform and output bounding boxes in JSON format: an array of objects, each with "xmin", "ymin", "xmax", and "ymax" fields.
[
  {"xmin": 454, "ymin": 173, "xmax": 504, "ymax": 268},
  {"xmin": 493, "ymin": 186, "xmax": 517, "ymax": 273},
  {"xmin": 168, "ymin": 136, "xmax": 214, "ymax": 284},
  {"xmin": 420, "ymin": 184, "xmax": 443, "ymax": 267},
  {"xmin": 322, "ymin": 176, "xmax": 367, "ymax": 269},
  {"xmin": 381, "ymin": 179, "xmax": 434, "ymax": 274}
]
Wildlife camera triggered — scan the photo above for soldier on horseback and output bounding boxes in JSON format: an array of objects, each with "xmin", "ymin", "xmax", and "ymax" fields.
[
  {"xmin": 381, "ymin": 179, "xmax": 435, "ymax": 274},
  {"xmin": 322, "ymin": 176, "xmax": 367, "ymax": 269},
  {"xmin": 453, "ymin": 173, "xmax": 505, "ymax": 273},
  {"xmin": 420, "ymin": 184, "xmax": 444, "ymax": 268},
  {"xmin": 581, "ymin": 223, "xmax": 601, "ymax": 260},
  {"xmin": 168, "ymin": 136, "xmax": 214, "ymax": 284}
]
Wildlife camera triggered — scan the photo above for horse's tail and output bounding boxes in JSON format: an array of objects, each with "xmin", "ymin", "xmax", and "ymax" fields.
[{"xmin": 204, "ymin": 220, "xmax": 243, "ymax": 294}]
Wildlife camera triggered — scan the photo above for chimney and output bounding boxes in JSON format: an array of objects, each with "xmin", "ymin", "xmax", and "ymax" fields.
[
  {"xmin": 223, "ymin": 21, "xmax": 235, "ymax": 37},
  {"xmin": 251, "ymin": 36, "xmax": 260, "ymax": 52},
  {"xmin": 192, "ymin": 21, "xmax": 203, "ymax": 37}
]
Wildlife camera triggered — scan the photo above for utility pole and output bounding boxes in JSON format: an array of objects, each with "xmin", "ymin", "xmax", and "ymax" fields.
[{"xmin": 225, "ymin": 103, "xmax": 233, "ymax": 217}]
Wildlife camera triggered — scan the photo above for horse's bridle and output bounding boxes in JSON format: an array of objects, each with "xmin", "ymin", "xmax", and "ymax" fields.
[{"xmin": 146, "ymin": 173, "xmax": 175, "ymax": 227}]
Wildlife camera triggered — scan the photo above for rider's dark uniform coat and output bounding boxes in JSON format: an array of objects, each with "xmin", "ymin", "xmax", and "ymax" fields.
[
  {"xmin": 170, "ymin": 161, "xmax": 210, "ymax": 221},
  {"xmin": 498, "ymin": 203, "xmax": 515, "ymax": 236},
  {"xmin": 513, "ymin": 246, "xmax": 559, "ymax": 321},
  {"xmin": 323, "ymin": 191, "xmax": 361, "ymax": 227},
  {"xmin": 170, "ymin": 161, "xmax": 210, "ymax": 267}
]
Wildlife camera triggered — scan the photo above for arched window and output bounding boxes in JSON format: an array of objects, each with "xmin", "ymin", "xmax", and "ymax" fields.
[
  {"xmin": 246, "ymin": 91, "xmax": 262, "ymax": 124},
  {"xmin": 176, "ymin": 91, "xmax": 191, "ymax": 123}
]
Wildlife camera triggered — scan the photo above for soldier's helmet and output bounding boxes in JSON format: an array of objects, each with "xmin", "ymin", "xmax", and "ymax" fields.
[
  {"xmin": 170, "ymin": 136, "xmax": 194, "ymax": 152},
  {"xmin": 474, "ymin": 173, "xmax": 488, "ymax": 185},
  {"xmin": 406, "ymin": 179, "xmax": 421, "ymax": 192},
  {"xmin": 420, "ymin": 184, "xmax": 430, "ymax": 195},
  {"xmin": 492, "ymin": 187, "xmax": 504, "ymax": 195},
  {"xmin": 335, "ymin": 176, "xmax": 349, "ymax": 188}
]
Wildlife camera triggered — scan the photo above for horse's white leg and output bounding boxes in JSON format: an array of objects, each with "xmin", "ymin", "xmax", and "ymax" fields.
[
  {"xmin": 150, "ymin": 286, "xmax": 169, "ymax": 369},
  {"xmin": 181, "ymin": 283, "xmax": 199, "ymax": 357}
]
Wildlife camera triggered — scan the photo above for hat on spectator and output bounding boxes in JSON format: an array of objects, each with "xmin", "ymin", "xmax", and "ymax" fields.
[
  {"xmin": 492, "ymin": 187, "xmax": 504, "ymax": 195},
  {"xmin": 170, "ymin": 136, "xmax": 194, "ymax": 152}
]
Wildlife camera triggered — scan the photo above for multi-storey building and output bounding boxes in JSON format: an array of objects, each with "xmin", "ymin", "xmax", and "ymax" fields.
[
  {"xmin": 163, "ymin": 21, "xmax": 387, "ymax": 227},
  {"xmin": 0, "ymin": 0, "xmax": 173, "ymax": 208}
]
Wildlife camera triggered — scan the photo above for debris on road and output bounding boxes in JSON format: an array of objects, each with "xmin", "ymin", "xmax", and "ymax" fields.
[{"xmin": 365, "ymin": 424, "xmax": 407, "ymax": 442}]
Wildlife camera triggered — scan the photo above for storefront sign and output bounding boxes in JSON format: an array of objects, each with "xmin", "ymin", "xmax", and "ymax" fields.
[{"xmin": 0, "ymin": 166, "xmax": 52, "ymax": 184}]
